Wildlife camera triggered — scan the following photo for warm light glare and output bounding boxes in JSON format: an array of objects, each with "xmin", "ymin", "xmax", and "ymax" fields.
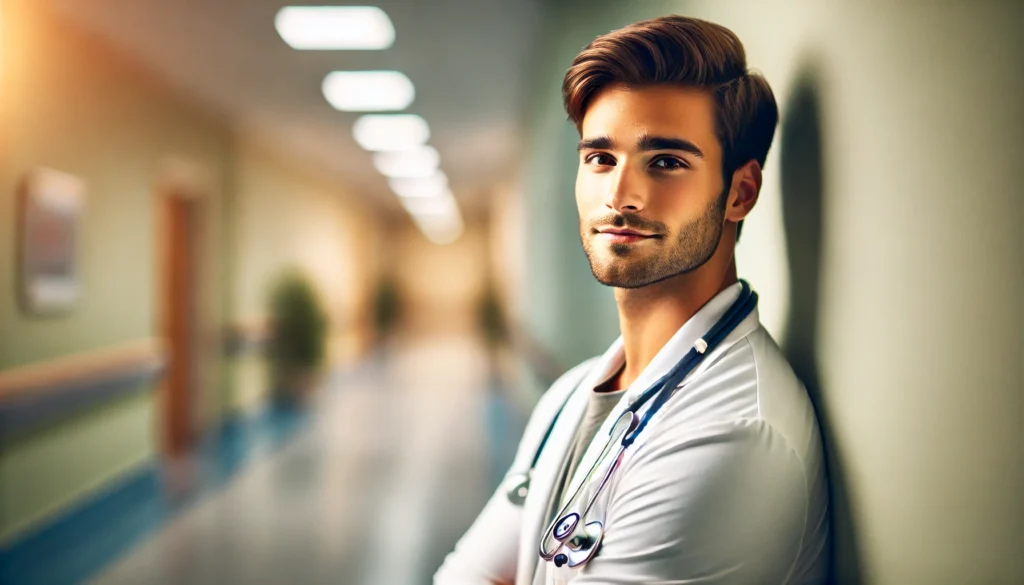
[
  {"xmin": 396, "ymin": 187, "xmax": 463, "ymax": 244},
  {"xmin": 275, "ymin": 6, "xmax": 395, "ymax": 50},
  {"xmin": 322, "ymin": 71, "xmax": 414, "ymax": 112},
  {"xmin": 414, "ymin": 210, "xmax": 464, "ymax": 245},
  {"xmin": 423, "ymin": 227, "xmax": 463, "ymax": 245},
  {"xmin": 373, "ymin": 146, "xmax": 440, "ymax": 178},
  {"xmin": 399, "ymin": 190, "xmax": 457, "ymax": 215},
  {"xmin": 389, "ymin": 170, "xmax": 448, "ymax": 198},
  {"xmin": 353, "ymin": 115, "xmax": 430, "ymax": 151}
]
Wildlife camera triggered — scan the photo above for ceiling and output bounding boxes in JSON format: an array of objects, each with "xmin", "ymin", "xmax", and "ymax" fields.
[{"xmin": 46, "ymin": 0, "xmax": 548, "ymax": 215}]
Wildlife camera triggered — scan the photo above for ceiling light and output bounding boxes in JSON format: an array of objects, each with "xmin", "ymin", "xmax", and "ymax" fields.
[
  {"xmin": 353, "ymin": 115, "xmax": 430, "ymax": 151},
  {"xmin": 389, "ymin": 170, "xmax": 448, "ymax": 198},
  {"xmin": 275, "ymin": 6, "xmax": 395, "ymax": 50},
  {"xmin": 373, "ymin": 146, "xmax": 440, "ymax": 178},
  {"xmin": 322, "ymin": 71, "xmax": 414, "ymax": 111},
  {"xmin": 399, "ymin": 190, "xmax": 457, "ymax": 215},
  {"xmin": 414, "ymin": 211, "xmax": 464, "ymax": 245}
]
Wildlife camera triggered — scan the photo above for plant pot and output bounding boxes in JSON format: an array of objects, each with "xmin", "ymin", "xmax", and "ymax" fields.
[{"xmin": 272, "ymin": 368, "xmax": 320, "ymax": 408}]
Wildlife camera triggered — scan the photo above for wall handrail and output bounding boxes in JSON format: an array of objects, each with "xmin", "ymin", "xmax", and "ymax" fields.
[{"xmin": 0, "ymin": 338, "xmax": 166, "ymax": 439}]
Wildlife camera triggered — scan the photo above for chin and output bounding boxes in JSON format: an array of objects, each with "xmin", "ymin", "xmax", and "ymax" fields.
[{"xmin": 590, "ymin": 260, "xmax": 650, "ymax": 289}]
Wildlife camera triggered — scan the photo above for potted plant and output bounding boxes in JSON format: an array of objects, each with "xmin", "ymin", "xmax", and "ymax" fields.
[
  {"xmin": 372, "ymin": 276, "xmax": 402, "ymax": 347},
  {"xmin": 266, "ymin": 270, "xmax": 328, "ymax": 406}
]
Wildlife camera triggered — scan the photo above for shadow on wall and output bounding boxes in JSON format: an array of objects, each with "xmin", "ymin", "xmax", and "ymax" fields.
[{"xmin": 780, "ymin": 63, "xmax": 863, "ymax": 585}]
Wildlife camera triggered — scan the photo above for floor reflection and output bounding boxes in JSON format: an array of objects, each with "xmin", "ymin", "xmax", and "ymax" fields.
[{"xmin": 90, "ymin": 334, "xmax": 527, "ymax": 585}]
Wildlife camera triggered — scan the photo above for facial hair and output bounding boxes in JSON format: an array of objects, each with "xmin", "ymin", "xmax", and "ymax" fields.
[{"xmin": 580, "ymin": 190, "xmax": 728, "ymax": 289}]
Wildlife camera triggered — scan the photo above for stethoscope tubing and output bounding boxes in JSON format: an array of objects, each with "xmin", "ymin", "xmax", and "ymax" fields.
[
  {"xmin": 535, "ymin": 281, "xmax": 758, "ymax": 567},
  {"xmin": 507, "ymin": 281, "xmax": 756, "ymax": 509}
]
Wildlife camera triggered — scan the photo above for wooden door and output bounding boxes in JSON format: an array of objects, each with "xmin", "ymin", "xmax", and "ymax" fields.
[{"xmin": 163, "ymin": 195, "xmax": 197, "ymax": 456}]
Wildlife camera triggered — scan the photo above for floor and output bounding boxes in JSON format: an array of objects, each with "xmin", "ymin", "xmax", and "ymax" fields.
[{"xmin": 6, "ymin": 334, "xmax": 530, "ymax": 585}]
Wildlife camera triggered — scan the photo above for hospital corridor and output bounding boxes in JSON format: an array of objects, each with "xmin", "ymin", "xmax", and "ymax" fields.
[
  {"xmin": 0, "ymin": 1, "xmax": 1021, "ymax": 584},
  {"xmin": 86, "ymin": 335, "xmax": 524, "ymax": 585}
]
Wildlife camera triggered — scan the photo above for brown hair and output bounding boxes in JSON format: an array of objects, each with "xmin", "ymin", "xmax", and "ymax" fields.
[{"xmin": 563, "ymin": 16, "xmax": 778, "ymax": 238}]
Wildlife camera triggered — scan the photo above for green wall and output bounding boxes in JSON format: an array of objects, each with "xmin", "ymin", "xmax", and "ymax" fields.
[
  {"xmin": 0, "ymin": 390, "xmax": 154, "ymax": 543},
  {"xmin": 0, "ymin": 0, "xmax": 233, "ymax": 544}
]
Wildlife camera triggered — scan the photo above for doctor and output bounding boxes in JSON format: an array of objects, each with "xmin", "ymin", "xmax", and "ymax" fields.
[{"xmin": 435, "ymin": 15, "xmax": 829, "ymax": 585}]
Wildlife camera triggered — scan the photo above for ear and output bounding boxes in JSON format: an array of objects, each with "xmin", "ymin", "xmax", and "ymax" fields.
[{"xmin": 725, "ymin": 160, "xmax": 762, "ymax": 223}]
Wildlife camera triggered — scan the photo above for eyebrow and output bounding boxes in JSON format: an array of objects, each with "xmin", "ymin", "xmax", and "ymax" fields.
[{"xmin": 577, "ymin": 134, "xmax": 705, "ymax": 158}]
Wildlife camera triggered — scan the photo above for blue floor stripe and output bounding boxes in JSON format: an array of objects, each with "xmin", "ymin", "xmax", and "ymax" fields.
[{"xmin": 0, "ymin": 404, "xmax": 310, "ymax": 585}]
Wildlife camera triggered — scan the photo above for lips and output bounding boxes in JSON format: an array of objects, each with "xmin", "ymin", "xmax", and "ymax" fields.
[
  {"xmin": 596, "ymin": 229, "xmax": 658, "ymax": 244},
  {"xmin": 599, "ymin": 229, "xmax": 653, "ymax": 237}
]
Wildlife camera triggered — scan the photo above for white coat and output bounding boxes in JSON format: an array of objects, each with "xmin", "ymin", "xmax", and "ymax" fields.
[{"xmin": 435, "ymin": 283, "xmax": 830, "ymax": 584}]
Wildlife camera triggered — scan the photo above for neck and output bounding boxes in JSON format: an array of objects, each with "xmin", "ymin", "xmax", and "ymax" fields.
[{"xmin": 612, "ymin": 255, "xmax": 738, "ymax": 391}]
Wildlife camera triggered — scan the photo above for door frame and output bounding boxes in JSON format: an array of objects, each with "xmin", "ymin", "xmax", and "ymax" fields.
[{"xmin": 154, "ymin": 160, "xmax": 211, "ymax": 459}]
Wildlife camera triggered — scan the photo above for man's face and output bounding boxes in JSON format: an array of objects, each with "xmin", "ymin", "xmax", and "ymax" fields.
[{"xmin": 576, "ymin": 84, "xmax": 729, "ymax": 289}]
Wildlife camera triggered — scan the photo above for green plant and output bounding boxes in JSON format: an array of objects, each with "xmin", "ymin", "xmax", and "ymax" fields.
[
  {"xmin": 372, "ymin": 277, "xmax": 402, "ymax": 338},
  {"xmin": 478, "ymin": 282, "xmax": 508, "ymax": 348},
  {"xmin": 267, "ymin": 270, "xmax": 328, "ymax": 390}
]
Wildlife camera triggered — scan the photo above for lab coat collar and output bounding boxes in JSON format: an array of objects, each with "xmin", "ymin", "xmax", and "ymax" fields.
[
  {"xmin": 613, "ymin": 281, "xmax": 749, "ymax": 400},
  {"xmin": 556, "ymin": 282, "xmax": 758, "ymax": 506},
  {"xmin": 517, "ymin": 282, "xmax": 759, "ymax": 584}
]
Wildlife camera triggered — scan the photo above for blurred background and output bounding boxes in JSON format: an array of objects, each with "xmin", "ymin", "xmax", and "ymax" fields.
[{"xmin": 0, "ymin": 1, "xmax": 1020, "ymax": 584}]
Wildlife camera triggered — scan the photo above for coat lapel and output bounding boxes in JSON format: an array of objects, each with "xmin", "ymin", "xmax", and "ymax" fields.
[{"xmin": 515, "ymin": 345, "xmax": 620, "ymax": 585}]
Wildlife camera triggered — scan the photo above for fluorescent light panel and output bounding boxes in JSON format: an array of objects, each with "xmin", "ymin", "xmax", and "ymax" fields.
[
  {"xmin": 399, "ymin": 190, "xmax": 457, "ymax": 215},
  {"xmin": 389, "ymin": 170, "xmax": 448, "ymax": 198},
  {"xmin": 323, "ymin": 71, "xmax": 414, "ymax": 111},
  {"xmin": 414, "ymin": 210, "xmax": 464, "ymax": 245},
  {"xmin": 373, "ymin": 146, "xmax": 440, "ymax": 178},
  {"xmin": 353, "ymin": 114, "xmax": 430, "ymax": 151},
  {"xmin": 275, "ymin": 6, "xmax": 394, "ymax": 50}
]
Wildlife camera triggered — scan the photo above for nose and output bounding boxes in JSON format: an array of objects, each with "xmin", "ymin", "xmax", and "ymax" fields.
[{"xmin": 604, "ymin": 165, "xmax": 644, "ymax": 214}]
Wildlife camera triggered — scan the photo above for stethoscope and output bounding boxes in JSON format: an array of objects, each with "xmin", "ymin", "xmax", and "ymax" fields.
[{"xmin": 504, "ymin": 280, "xmax": 758, "ymax": 570}]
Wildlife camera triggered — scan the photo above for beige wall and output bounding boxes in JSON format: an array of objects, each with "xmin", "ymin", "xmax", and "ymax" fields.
[
  {"xmin": 0, "ymin": 0, "xmax": 385, "ymax": 542},
  {"xmin": 228, "ymin": 137, "xmax": 380, "ymax": 411},
  {"xmin": 522, "ymin": 1, "xmax": 1023, "ymax": 581},
  {"xmin": 488, "ymin": 182, "xmax": 527, "ymax": 326},
  {"xmin": 392, "ymin": 220, "xmax": 489, "ymax": 335},
  {"xmin": 0, "ymin": 0, "xmax": 232, "ymax": 369},
  {"xmin": 0, "ymin": 0, "xmax": 232, "ymax": 542}
]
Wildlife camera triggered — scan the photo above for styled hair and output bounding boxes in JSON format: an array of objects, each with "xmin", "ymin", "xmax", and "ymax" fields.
[{"xmin": 562, "ymin": 15, "xmax": 779, "ymax": 239}]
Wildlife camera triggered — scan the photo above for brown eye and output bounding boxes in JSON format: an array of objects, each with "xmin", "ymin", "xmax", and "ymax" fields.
[
  {"xmin": 651, "ymin": 157, "xmax": 685, "ymax": 170},
  {"xmin": 585, "ymin": 153, "xmax": 616, "ymax": 166}
]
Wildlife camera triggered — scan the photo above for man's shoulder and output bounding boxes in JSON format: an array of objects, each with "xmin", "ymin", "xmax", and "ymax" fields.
[{"xmin": 657, "ymin": 327, "xmax": 822, "ymax": 461}]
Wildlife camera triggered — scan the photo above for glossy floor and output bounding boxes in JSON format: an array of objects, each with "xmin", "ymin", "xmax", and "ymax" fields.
[{"xmin": 81, "ymin": 335, "xmax": 524, "ymax": 585}]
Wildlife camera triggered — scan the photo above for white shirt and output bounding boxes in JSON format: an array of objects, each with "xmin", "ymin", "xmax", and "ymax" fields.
[{"xmin": 434, "ymin": 283, "xmax": 830, "ymax": 584}]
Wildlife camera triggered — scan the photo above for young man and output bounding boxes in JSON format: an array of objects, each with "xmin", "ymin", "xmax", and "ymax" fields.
[{"xmin": 436, "ymin": 15, "xmax": 829, "ymax": 585}]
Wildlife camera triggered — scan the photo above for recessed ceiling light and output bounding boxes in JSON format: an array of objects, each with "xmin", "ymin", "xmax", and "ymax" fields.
[
  {"xmin": 323, "ymin": 71, "xmax": 414, "ymax": 111},
  {"xmin": 373, "ymin": 146, "xmax": 440, "ymax": 178},
  {"xmin": 414, "ymin": 211, "xmax": 464, "ymax": 245},
  {"xmin": 389, "ymin": 170, "xmax": 448, "ymax": 198},
  {"xmin": 352, "ymin": 115, "xmax": 430, "ymax": 151},
  {"xmin": 399, "ymin": 190, "xmax": 457, "ymax": 215},
  {"xmin": 275, "ymin": 6, "xmax": 395, "ymax": 50}
]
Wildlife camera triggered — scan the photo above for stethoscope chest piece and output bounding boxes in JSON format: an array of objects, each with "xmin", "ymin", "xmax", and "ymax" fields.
[
  {"xmin": 528, "ymin": 281, "xmax": 757, "ymax": 570},
  {"xmin": 553, "ymin": 520, "xmax": 604, "ymax": 568},
  {"xmin": 540, "ymin": 409, "xmax": 637, "ymax": 568}
]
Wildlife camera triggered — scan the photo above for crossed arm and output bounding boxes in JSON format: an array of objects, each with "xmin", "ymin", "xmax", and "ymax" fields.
[{"xmin": 435, "ymin": 418, "xmax": 810, "ymax": 585}]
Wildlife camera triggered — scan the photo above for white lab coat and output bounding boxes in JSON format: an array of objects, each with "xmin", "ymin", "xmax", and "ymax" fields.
[{"xmin": 435, "ymin": 283, "xmax": 830, "ymax": 584}]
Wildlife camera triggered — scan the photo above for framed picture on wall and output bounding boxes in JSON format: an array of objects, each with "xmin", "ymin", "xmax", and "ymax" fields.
[{"xmin": 17, "ymin": 167, "xmax": 85, "ymax": 315}]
